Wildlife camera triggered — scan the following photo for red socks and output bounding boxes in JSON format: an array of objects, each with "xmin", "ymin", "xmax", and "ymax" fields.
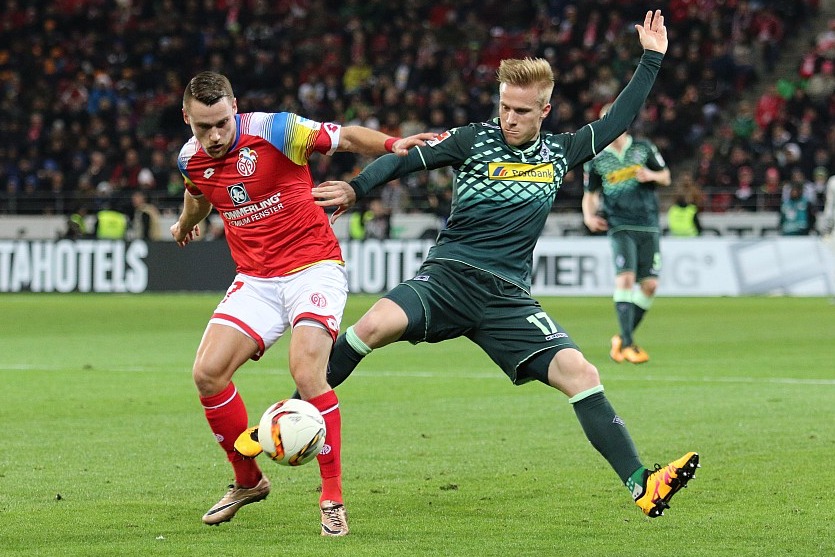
[
  {"xmin": 200, "ymin": 382, "xmax": 261, "ymax": 487},
  {"xmin": 307, "ymin": 390, "xmax": 343, "ymax": 504},
  {"xmin": 200, "ymin": 384, "xmax": 341, "ymax": 502}
]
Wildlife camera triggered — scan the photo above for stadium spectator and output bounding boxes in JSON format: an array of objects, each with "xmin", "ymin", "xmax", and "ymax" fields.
[
  {"xmin": 782, "ymin": 167, "xmax": 818, "ymax": 206},
  {"xmin": 129, "ymin": 191, "xmax": 161, "ymax": 241},
  {"xmin": 805, "ymin": 59, "xmax": 835, "ymax": 103},
  {"xmin": 62, "ymin": 205, "xmax": 90, "ymax": 240},
  {"xmin": 752, "ymin": 7, "xmax": 785, "ymax": 75},
  {"xmin": 731, "ymin": 165, "xmax": 759, "ymax": 212},
  {"xmin": 308, "ymin": 10, "xmax": 699, "ymax": 520},
  {"xmin": 780, "ymin": 183, "xmax": 816, "ymax": 235},
  {"xmin": 822, "ymin": 171, "xmax": 835, "ymax": 237},
  {"xmin": 110, "ymin": 148, "xmax": 148, "ymax": 192},
  {"xmin": 170, "ymin": 71, "xmax": 431, "ymax": 536},
  {"xmin": 667, "ymin": 195, "xmax": 702, "ymax": 237},
  {"xmin": 361, "ymin": 198, "xmax": 391, "ymax": 240},
  {"xmin": 0, "ymin": 1, "xmax": 820, "ymax": 219},
  {"xmin": 755, "ymin": 85, "xmax": 785, "ymax": 129},
  {"xmin": 677, "ymin": 169, "xmax": 706, "ymax": 210},
  {"xmin": 810, "ymin": 166, "xmax": 830, "ymax": 212},
  {"xmin": 760, "ymin": 165, "xmax": 784, "ymax": 212},
  {"xmin": 94, "ymin": 203, "xmax": 127, "ymax": 240},
  {"xmin": 379, "ymin": 178, "xmax": 411, "ymax": 217}
]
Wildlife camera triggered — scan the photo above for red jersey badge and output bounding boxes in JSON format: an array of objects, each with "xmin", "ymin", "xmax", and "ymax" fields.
[{"xmin": 237, "ymin": 147, "xmax": 258, "ymax": 176}]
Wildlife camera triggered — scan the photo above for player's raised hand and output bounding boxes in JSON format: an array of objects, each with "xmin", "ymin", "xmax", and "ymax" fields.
[
  {"xmin": 312, "ymin": 180, "xmax": 358, "ymax": 223},
  {"xmin": 635, "ymin": 10, "xmax": 667, "ymax": 55}
]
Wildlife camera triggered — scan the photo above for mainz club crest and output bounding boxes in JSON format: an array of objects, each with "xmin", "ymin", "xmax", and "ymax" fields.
[
  {"xmin": 237, "ymin": 147, "xmax": 258, "ymax": 176},
  {"xmin": 310, "ymin": 292, "xmax": 327, "ymax": 307}
]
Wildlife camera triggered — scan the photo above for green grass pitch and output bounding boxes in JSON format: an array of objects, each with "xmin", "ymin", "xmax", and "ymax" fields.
[{"xmin": 1, "ymin": 293, "xmax": 833, "ymax": 556}]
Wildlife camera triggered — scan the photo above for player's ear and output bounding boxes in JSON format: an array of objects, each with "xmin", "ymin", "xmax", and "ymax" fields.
[
  {"xmin": 182, "ymin": 108, "xmax": 190, "ymax": 125},
  {"xmin": 541, "ymin": 102, "xmax": 552, "ymax": 120},
  {"xmin": 231, "ymin": 97, "xmax": 238, "ymax": 114}
]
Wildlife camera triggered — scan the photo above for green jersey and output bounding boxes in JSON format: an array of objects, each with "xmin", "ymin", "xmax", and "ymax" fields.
[
  {"xmin": 350, "ymin": 51, "xmax": 663, "ymax": 292},
  {"xmin": 583, "ymin": 135, "xmax": 667, "ymax": 231}
]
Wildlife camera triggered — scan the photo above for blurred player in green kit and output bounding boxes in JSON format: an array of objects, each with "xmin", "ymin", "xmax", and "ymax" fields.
[{"xmin": 582, "ymin": 104, "xmax": 670, "ymax": 364}]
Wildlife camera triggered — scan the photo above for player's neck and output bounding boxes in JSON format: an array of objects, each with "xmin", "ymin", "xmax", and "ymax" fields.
[{"xmin": 610, "ymin": 134, "xmax": 630, "ymax": 153}]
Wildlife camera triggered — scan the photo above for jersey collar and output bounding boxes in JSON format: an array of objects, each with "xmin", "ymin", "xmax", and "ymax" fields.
[{"xmin": 603, "ymin": 134, "xmax": 633, "ymax": 159}]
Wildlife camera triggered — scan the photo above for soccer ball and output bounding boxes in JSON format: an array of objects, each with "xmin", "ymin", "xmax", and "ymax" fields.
[{"xmin": 257, "ymin": 399, "xmax": 326, "ymax": 466}]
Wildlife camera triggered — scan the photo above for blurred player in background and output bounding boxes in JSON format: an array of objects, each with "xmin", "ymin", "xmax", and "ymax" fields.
[
  {"xmin": 308, "ymin": 11, "xmax": 699, "ymax": 519},
  {"xmin": 582, "ymin": 106, "xmax": 671, "ymax": 364},
  {"xmin": 171, "ymin": 71, "xmax": 430, "ymax": 536}
]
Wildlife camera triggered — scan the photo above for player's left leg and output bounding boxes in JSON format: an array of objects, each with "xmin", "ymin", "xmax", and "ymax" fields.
[
  {"xmin": 621, "ymin": 233, "xmax": 661, "ymax": 363},
  {"xmin": 478, "ymin": 294, "xmax": 647, "ymax": 492},
  {"xmin": 537, "ymin": 348, "xmax": 699, "ymax": 517},
  {"xmin": 543, "ymin": 348, "xmax": 645, "ymax": 487},
  {"xmin": 289, "ymin": 324, "xmax": 350, "ymax": 536},
  {"xmin": 632, "ymin": 277, "xmax": 658, "ymax": 333},
  {"xmin": 632, "ymin": 232, "xmax": 660, "ymax": 334}
]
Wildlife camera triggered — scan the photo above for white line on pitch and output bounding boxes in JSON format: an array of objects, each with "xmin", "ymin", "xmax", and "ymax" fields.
[{"xmin": 2, "ymin": 364, "xmax": 833, "ymax": 386}]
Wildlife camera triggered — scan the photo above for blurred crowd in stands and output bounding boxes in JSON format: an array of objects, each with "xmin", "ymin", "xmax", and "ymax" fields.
[{"xmin": 1, "ymin": 0, "xmax": 833, "ymax": 237}]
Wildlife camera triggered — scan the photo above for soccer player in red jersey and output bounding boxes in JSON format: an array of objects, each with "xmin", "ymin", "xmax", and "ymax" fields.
[{"xmin": 171, "ymin": 71, "xmax": 431, "ymax": 535}]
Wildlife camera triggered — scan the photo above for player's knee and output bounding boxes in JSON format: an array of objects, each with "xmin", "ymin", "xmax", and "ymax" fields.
[
  {"xmin": 642, "ymin": 279, "xmax": 658, "ymax": 297},
  {"xmin": 193, "ymin": 372, "xmax": 225, "ymax": 397},
  {"xmin": 578, "ymin": 359, "xmax": 601, "ymax": 384},
  {"xmin": 192, "ymin": 360, "xmax": 230, "ymax": 397},
  {"xmin": 293, "ymin": 375, "xmax": 329, "ymax": 400},
  {"xmin": 548, "ymin": 349, "xmax": 600, "ymax": 394},
  {"xmin": 353, "ymin": 309, "xmax": 406, "ymax": 347},
  {"xmin": 351, "ymin": 317, "xmax": 379, "ymax": 345}
]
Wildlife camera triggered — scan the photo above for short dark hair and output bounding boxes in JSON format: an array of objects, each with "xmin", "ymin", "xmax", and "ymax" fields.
[{"xmin": 183, "ymin": 71, "xmax": 234, "ymax": 109}]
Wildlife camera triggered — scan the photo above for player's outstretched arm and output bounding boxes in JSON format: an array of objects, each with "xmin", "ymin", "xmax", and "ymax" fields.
[
  {"xmin": 635, "ymin": 9, "xmax": 667, "ymax": 55},
  {"xmin": 338, "ymin": 126, "xmax": 434, "ymax": 157},
  {"xmin": 391, "ymin": 133, "xmax": 437, "ymax": 155}
]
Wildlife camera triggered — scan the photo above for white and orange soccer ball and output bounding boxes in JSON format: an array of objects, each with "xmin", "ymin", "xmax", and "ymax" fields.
[{"xmin": 257, "ymin": 399, "xmax": 326, "ymax": 466}]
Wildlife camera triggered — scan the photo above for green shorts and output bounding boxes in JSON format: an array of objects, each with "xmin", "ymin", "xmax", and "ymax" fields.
[
  {"xmin": 384, "ymin": 259, "xmax": 578, "ymax": 385},
  {"xmin": 608, "ymin": 229, "xmax": 661, "ymax": 281}
]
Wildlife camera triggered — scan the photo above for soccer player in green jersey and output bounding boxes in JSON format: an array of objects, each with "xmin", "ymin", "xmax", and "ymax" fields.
[
  {"xmin": 301, "ymin": 10, "xmax": 697, "ymax": 519},
  {"xmin": 582, "ymin": 105, "xmax": 671, "ymax": 364}
]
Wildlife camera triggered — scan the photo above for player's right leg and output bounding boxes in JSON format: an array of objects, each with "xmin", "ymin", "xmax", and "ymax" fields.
[
  {"xmin": 544, "ymin": 348, "xmax": 698, "ymax": 517},
  {"xmin": 194, "ymin": 323, "xmax": 268, "ymax": 525},
  {"xmin": 612, "ymin": 273, "xmax": 637, "ymax": 357},
  {"xmin": 325, "ymin": 297, "xmax": 410, "ymax": 388},
  {"xmin": 609, "ymin": 334, "xmax": 625, "ymax": 363}
]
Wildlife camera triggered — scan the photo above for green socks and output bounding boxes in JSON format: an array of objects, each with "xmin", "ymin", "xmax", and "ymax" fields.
[{"xmin": 571, "ymin": 388, "xmax": 644, "ymax": 495}]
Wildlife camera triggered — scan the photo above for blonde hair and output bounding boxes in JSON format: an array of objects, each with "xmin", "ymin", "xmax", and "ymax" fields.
[{"xmin": 497, "ymin": 58, "xmax": 555, "ymax": 107}]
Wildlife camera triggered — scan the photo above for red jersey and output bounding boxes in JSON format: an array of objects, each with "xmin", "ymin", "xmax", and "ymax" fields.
[{"xmin": 178, "ymin": 112, "xmax": 343, "ymax": 277}]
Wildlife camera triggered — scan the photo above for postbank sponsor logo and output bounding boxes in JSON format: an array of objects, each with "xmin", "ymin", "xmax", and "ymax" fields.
[
  {"xmin": 488, "ymin": 162, "xmax": 555, "ymax": 183},
  {"xmin": 605, "ymin": 164, "xmax": 640, "ymax": 184}
]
